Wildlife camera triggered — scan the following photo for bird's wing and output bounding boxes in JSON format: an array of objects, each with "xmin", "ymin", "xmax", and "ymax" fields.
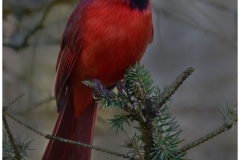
[{"xmin": 53, "ymin": 11, "xmax": 83, "ymax": 113}]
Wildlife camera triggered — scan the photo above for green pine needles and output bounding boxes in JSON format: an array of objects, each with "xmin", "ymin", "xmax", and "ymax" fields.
[
  {"xmin": 125, "ymin": 64, "xmax": 154, "ymax": 96},
  {"xmin": 151, "ymin": 105, "xmax": 185, "ymax": 160},
  {"xmin": 3, "ymin": 131, "xmax": 33, "ymax": 160},
  {"xmin": 83, "ymin": 64, "xmax": 189, "ymax": 160},
  {"xmin": 217, "ymin": 101, "xmax": 237, "ymax": 122}
]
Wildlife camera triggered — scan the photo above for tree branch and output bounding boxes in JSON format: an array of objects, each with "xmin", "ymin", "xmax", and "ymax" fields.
[
  {"xmin": 3, "ymin": 112, "xmax": 21, "ymax": 160},
  {"xmin": 3, "ymin": 109, "xmax": 139, "ymax": 160},
  {"xmin": 177, "ymin": 107, "xmax": 237, "ymax": 155},
  {"xmin": 125, "ymin": 137, "xmax": 144, "ymax": 160},
  {"xmin": 156, "ymin": 67, "xmax": 194, "ymax": 109},
  {"xmin": 4, "ymin": 93, "xmax": 25, "ymax": 109}
]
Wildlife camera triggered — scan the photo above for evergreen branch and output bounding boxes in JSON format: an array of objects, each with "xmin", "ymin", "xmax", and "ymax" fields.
[
  {"xmin": 108, "ymin": 114, "xmax": 130, "ymax": 133},
  {"xmin": 125, "ymin": 137, "xmax": 144, "ymax": 160},
  {"xmin": 45, "ymin": 135, "xmax": 136, "ymax": 159},
  {"xmin": 4, "ymin": 110, "xmax": 47, "ymax": 137},
  {"xmin": 178, "ymin": 104, "xmax": 237, "ymax": 155},
  {"xmin": 99, "ymin": 93, "xmax": 129, "ymax": 109},
  {"xmin": 136, "ymin": 106, "xmax": 147, "ymax": 123},
  {"xmin": 156, "ymin": 67, "xmax": 194, "ymax": 109},
  {"xmin": 217, "ymin": 102, "xmax": 237, "ymax": 121},
  {"xmin": 140, "ymin": 121, "xmax": 154, "ymax": 160},
  {"xmin": 4, "ymin": 93, "xmax": 25, "ymax": 109},
  {"xmin": 2, "ymin": 93, "xmax": 26, "ymax": 160},
  {"xmin": 86, "ymin": 64, "xmax": 191, "ymax": 159},
  {"xmin": 151, "ymin": 105, "xmax": 185, "ymax": 160},
  {"xmin": 4, "ymin": 109, "xmax": 138, "ymax": 160},
  {"xmin": 3, "ymin": 113, "xmax": 22, "ymax": 160},
  {"xmin": 3, "ymin": 132, "xmax": 34, "ymax": 160},
  {"xmin": 125, "ymin": 64, "xmax": 154, "ymax": 96},
  {"xmin": 133, "ymin": 82, "xmax": 146, "ymax": 104}
]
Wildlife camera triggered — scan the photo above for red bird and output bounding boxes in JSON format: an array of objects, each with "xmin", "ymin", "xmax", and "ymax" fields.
[{"xmin": 43, "ymin": 0, "xmax": 153, "ymax": 159}]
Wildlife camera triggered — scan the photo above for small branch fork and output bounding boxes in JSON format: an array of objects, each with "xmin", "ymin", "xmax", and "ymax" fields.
[
  {"xmin": 3, "ymin": 113, "xmax": 22, "ymax": 160},
  {"xmin": 125, "ymin": 67, "xmax": 192, "ymax": 159},
  {"xmin": 3, "ymin": 93, "xmax": 25, "ymax": 160},
  {"xmin": 74, "ymin": 67, "xmax": 195, "ymax": 160},
  {"xmin": 125, "ymin": 137, "xmax": 144, "ymax": 160}
]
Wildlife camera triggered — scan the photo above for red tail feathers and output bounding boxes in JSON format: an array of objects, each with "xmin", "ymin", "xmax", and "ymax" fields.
[{"xmin": 43, "ymin": 90, "xmax": 98, "ymax": 160}]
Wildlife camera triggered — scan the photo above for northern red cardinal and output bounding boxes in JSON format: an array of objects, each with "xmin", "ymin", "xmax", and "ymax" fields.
[{"xmin": 43, "ymin": 0, "xmax": 153, "ymax": 159}]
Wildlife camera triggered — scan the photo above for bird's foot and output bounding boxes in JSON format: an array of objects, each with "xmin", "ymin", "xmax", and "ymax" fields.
[
  {"xmin": 116, "ymin": 80, "xmax": 131, "ymax": 99},
  {"xmin": 92, "ymin": 79, "xmax": 111, "ymax": 100}
]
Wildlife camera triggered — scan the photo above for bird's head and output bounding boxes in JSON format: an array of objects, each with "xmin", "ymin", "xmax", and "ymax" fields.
[
  {"xmin": 129, "ymin": 0, "xmax": 149, "ymax": 10},
  {"xmin": 114, "ymin": 0, "xmax": 150, "ymax": 10}
]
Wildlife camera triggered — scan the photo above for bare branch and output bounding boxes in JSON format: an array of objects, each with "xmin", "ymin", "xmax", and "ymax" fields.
[
  {"xmin": 4, "ymin": 93, "xmax": 25, "ymax": 109},
  {"xmin": 156, "ymin": 67, "xmax": 194, "ymax": 109},
  {"xmin": 3, "ymin": 113, "xmax": 22, "ymax": 160},
  {"xmin": 177, "ymin": 108, "xmax": 237, "ymax": 155},
  {"xmin": 3, "ymin": 109, "xmax": 139, "ymax": 160}
]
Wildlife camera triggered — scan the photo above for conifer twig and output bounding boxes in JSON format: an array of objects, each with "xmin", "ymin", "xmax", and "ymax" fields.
[
  {"xmin": 3, "ymin": 113, "xmax": 21, "ymax": 160},
  {"xmin": 156, "ymin": 67, "xmax": 194, "ymax": 108},
  {"xmin": 125, "ymin": 137, "xmax": 144, "ymax": 160},
  {"xmin": 45, "ymin": 134, "xmax": 137, "ymax": 159},
  {"xmin": 4, "ymin": 93, "xmax": 25, "ymax": 109},
  {"xmin": 132, "ymin": 82, "xmax": 147, "ymax": 122},
  {"xmin": 134, "ymin": 104, "xmax": 147, "ymax": 123},
  {"xmin": 3, "ymin": 93, "xmax": 25, "ymax": 159},
  {"xmin": 4, "ymin": 110, "xmax": 47, "ymax": 137},
  {"xmin": 178, "ymin": 112, "xmax": 237, "ymax": 155}
]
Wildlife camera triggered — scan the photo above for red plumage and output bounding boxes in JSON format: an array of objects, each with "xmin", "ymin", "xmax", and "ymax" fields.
[{"xmin": 43, "ymin": 0, "xmax": 153, "ymax": 159}]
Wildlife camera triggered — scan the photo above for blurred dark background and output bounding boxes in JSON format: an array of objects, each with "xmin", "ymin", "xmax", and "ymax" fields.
[{"xmin": 3, "ymin": 0, "xmax": 237, "ymax": 159}]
